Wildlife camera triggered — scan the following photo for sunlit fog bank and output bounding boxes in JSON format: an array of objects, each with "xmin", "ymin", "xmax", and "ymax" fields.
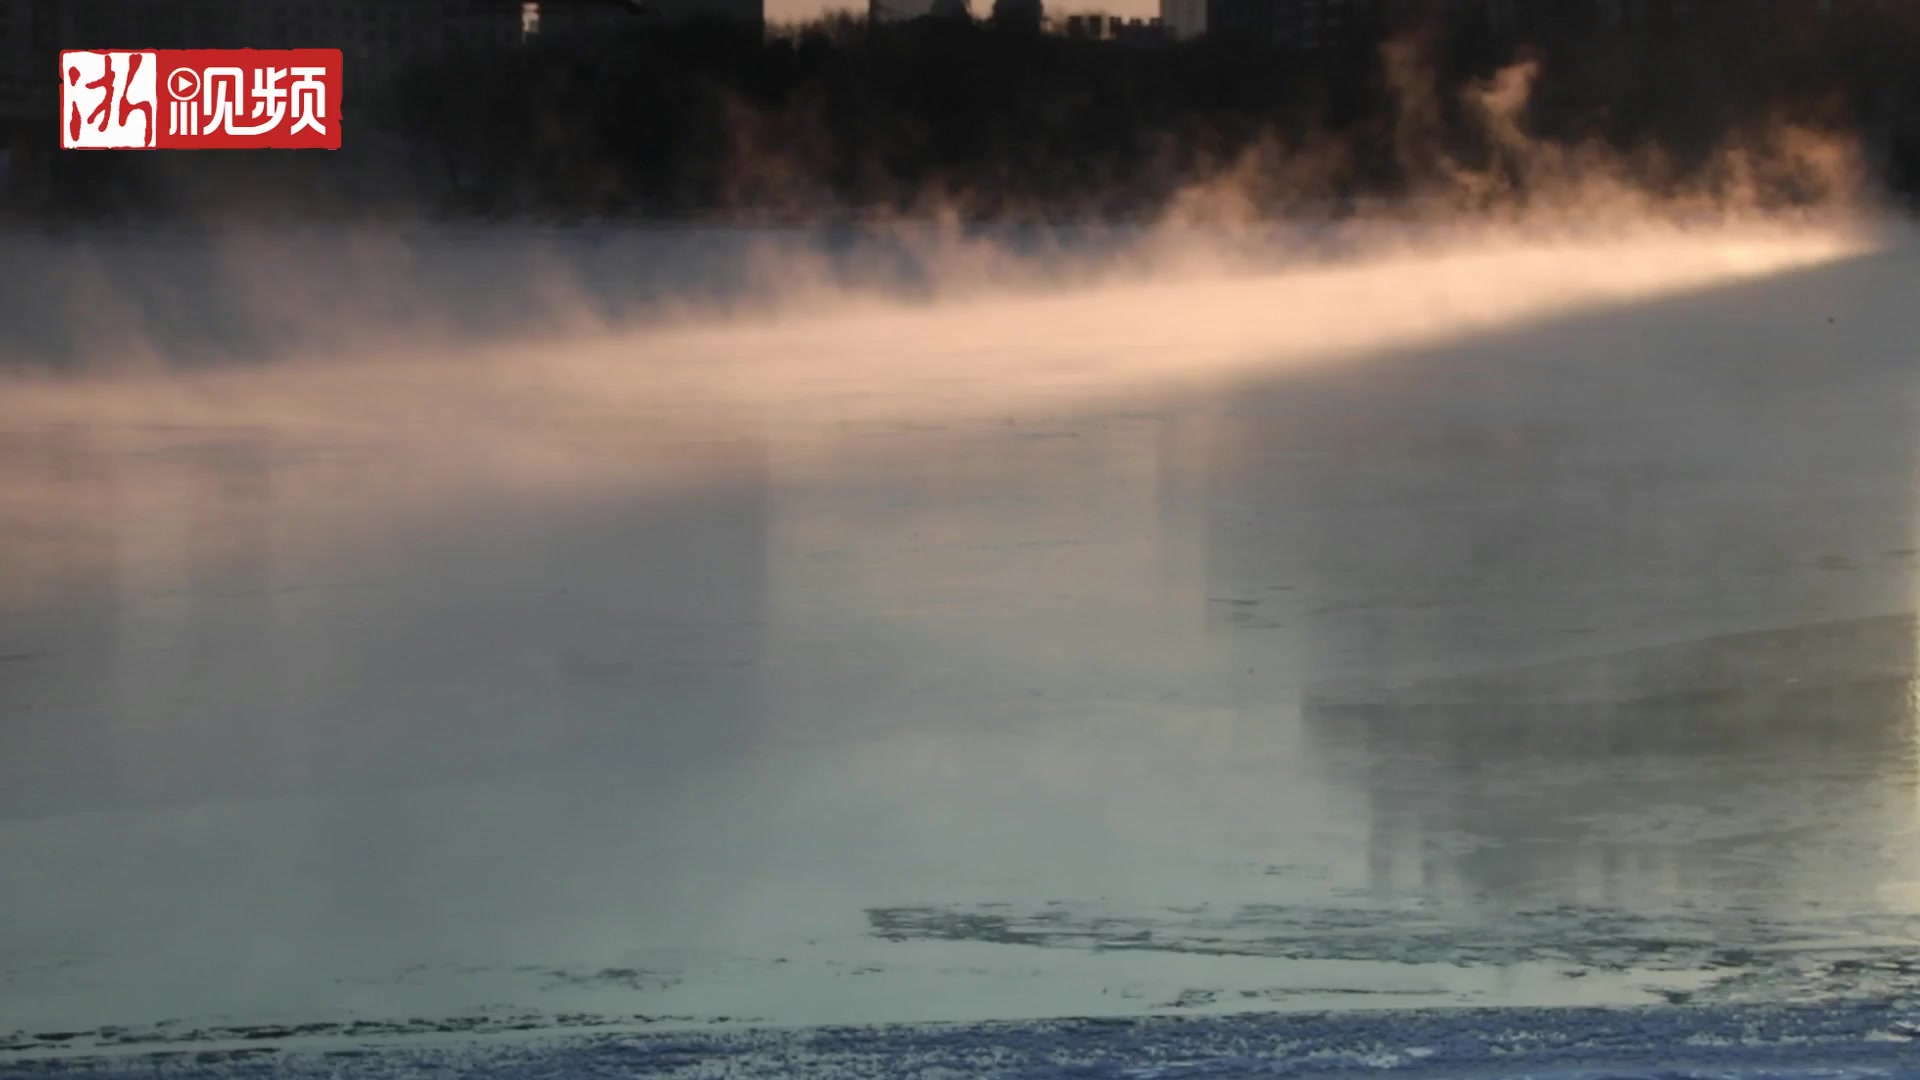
[{"xmin": 0, "ymin": 215, "xmax": 1895, "ymax": 612}]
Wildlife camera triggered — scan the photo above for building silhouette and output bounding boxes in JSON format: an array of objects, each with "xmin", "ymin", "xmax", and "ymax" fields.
[
  {"xmin": 539, "ymin": 0, "xmax": 763, "ymax": 35},
  {"xmin": 1202, "ymin": 0, "xmax": 1366, "ymax": 49},
  {"xmin": 991, "ymin": 0, "xmax": 1042, "ymax": 32},
  {"xmin": 1161, "ymin": 0, "xmax": 1205, "ymax": 39},
  {"xmin": 1179, "ymin": 0, "xmax": 1764, "ymax": 49}
]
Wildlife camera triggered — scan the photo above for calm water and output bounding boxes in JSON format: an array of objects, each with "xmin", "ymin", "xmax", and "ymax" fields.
[{"xmin": 3, "ymin": 226, "xmax": 1919, "ymax": 1055}]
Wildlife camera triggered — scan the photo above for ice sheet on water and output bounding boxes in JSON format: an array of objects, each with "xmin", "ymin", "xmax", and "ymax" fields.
[{"xmin": 8, "ymin": 1004, "xmax": 1920, "ymax": 1079}]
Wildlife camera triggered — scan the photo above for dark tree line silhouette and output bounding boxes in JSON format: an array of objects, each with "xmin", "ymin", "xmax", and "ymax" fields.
[{"xmin": 39, "ymin": 1, "xmax": 1920, "ymax": 220}]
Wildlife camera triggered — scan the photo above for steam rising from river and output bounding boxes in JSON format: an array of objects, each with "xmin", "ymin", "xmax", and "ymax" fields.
[
  {"xmin": 0, "ymin": 218, "xmax": 1890, "ymax": 425},
  {"xmin": 0, "ymin": 214, "xmax": 1891, "ymax": 614},
  {"xmin": 0, "ymin": 47, "xmax": 1904, "ymax": 606}
]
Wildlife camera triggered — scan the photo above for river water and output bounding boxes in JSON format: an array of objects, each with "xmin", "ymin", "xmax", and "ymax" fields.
[{"xmin": 2, "ymin": 223, "xmax": 1918, "ymax": 1056}]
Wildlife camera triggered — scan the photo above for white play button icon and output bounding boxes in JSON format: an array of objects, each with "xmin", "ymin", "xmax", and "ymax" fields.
[{"xmin": 166, "ymin": 66, "xmax": 199, "ymax": 101}]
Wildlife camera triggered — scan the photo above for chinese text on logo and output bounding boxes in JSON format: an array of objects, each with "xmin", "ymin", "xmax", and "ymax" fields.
[{"xmin": 61, "ymin": 49, "xmax": 343, "ymax": 150}]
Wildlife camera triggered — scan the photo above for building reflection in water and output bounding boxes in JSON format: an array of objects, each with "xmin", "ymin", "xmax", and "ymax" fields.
[
  {"xmin": 1305, "ymin": 618, "xmax": 1920, "ymax": 914},
  {"xmin": 0, "ymin": 420, "xmax": 774, "ymax": 817},
  {"xmin": 0, "ymin": 426, "xmax": 126, "ymax": 813},
  {"xmin": 758, "ymin": 409, "xmax": 1219, "ymax": 744},
  {"xmin": 1189, "ymin": 253, "xmax": 1920, "ymax": 918}
]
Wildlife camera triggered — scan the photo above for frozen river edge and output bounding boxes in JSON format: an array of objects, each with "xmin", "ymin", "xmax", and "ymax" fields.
[{"xmin": 8, "ymin": 1003, "xmax": 1920, "ymax": 1079}]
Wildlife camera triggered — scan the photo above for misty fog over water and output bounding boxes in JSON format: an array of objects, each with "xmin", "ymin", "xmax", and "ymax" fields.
[{"xmin": 3, "ymin": 218, "xmax": 1920, "ymax": 1058}]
